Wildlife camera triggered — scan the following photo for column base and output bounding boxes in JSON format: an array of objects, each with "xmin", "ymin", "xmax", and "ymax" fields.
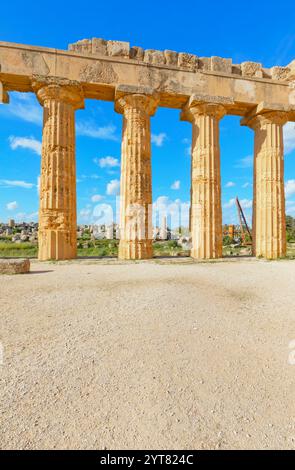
[
  {"xmin": 190, "ymin": 250, "xmax": 222, "ymax": 260},
  {"xmin": 255, "ymin": 250, "xmax": 286, "ymax": 260},
  {"xmin": 190, "ymin": 242, "xmax": 223, "ymax": 260},
  {"xmin": 118, "ymin": 240, "xmax": 153, "ymax": 260},
  {"xmin": 38, "ymin": 231, "xmax": 76, "ymax": 261}
]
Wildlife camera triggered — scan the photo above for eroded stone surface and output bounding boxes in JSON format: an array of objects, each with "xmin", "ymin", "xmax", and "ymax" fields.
[
  {"xmin": 0, "ymin": 258, "xmax": 30, "ymax": 274},
  {"xmin": 242, "ymin": 111, "xmax": 289, "ymax": 259},
  {"xmin": 181, "ymin": 102, "xmax": 225, "ymax": 259},
  {"xmin": 32, "ymin": 78, "xmax": 84, "ymax": 261},
  {"xmin": 115, "ymin": 93, "xmax": 158, "ymax": 260},
  {"xmin": 241, "ymin": 61, "xmax": 263, "ymax": 78},
  {"xmin": 271, "ymin": 66, "xmax": 290, "ymax": 81},
  {"xmin": 68, "ymin": 38, "xmax": 293, "ymax": 81}
]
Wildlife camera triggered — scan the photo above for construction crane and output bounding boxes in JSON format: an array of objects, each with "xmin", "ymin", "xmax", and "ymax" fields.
[{"xmin": 235, "ymin": 197, "xmax": 252, "ymax": 245}]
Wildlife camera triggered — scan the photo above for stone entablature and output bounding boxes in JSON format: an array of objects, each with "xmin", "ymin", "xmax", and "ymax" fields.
[
  {"xmin": 68, "ymin": 38, "xmax": 292, "ymax": 81},
  {"xmin": 1, "ymin": 40, "xmax": 295, "ymax": 117}
]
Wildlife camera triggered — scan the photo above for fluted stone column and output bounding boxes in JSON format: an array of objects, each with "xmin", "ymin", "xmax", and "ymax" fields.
[
  {"xmin": 243, "ymin": 112, "xmax": 288, "ymax": 259},
  {"xmin": 181, "ymin": 102, "xmax": 226, "ymax": 259},
  {"xmin": 33, "ymin": 80, "xmax": 84, "ymax": 260},
  {"xmin": 115, "ymin": 93, "xmax": 158, "ymax": 259}
]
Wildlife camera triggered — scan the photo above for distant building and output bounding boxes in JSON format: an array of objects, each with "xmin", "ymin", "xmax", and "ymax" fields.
[{"xmin": 159, "ymin": 216, "xmax": 168, "ymax": 240}]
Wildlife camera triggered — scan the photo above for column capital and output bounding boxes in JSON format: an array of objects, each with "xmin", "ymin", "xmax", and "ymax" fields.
[
  {"xmin": 32, "ymin": 76, "xmax": 84, "ymax": 110},
  {"xmin": 115, "ymin": 86, "xmax": 159, "ymax": 116},
  {"xmin": 181, "ymin": 101, "xmax": 226, "ymax": 122},
  {"xmin": 241, "ymin": 111, "xmax": 289, "ymax": 130}
]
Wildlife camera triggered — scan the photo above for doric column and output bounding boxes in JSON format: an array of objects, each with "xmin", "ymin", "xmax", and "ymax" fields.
[
  {"xmin": 181, "ymin": 102, "xmax": 226, "ymax": 259},
  {"xmin": 242, "ymin": 111, "xmax": 288, "ymax": 259},
  {"xmin": 115, "ymin": 93, "xmax": 158, "ymax": 259},
  {"xmin": 33, "ymin": 79, "xmax": 84, "ymax": 261}
]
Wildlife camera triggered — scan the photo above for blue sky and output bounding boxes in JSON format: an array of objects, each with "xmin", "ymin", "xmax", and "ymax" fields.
[{"xmin": 1, "ymin": 0, "xmax": 295, "ymax": 226}]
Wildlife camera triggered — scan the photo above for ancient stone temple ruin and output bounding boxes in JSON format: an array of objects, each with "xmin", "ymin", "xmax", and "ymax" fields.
[{"xmin": 1, "ymin": 38, "xmax": 295, "ymax": 260}]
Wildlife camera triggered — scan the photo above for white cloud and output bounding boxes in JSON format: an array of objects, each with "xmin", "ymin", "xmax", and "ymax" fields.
[
  {"xmin": 92, "ymin": 203, "xmax": 114, "ymax": 225},
  {"xmin": 223, "ymin": 198, "xmax": 252, "ymax": 209},
  {"xmin": 286, "ymin": 200, "xmax": 295, "ymax": 215},
  {"xmin": 240, "ymin": 198, "xmax": 253, "ymax": 209},
  {"xmin": 235, "ymin": 155, "xmax": 253, "ymax": 168},
  {"xmin": 0, "ymin": 179, "xmax": 34, "ymax": 189},
  {"xmin": 15, "ymin": 211, "xmax": 38, "ymax": 222},
  {"xmin": 95, "ymin": 156, "xmax": 120, "ymax": 168},
  {"xmin": 171, "ymin": 180, "xmax": 180, "ymax": 190},
  {"xmin": 242, "ymin": 182, "xmax": 251, "ymax": 188},
  {"xmin": 153, "ymin": 195, "xmax": 190, "ymax": 228},
  {"xmin": 285, "ymin": 179, "xmax": 295, "ymax": 198},
  {"xmin": 37, "ymin": 176, "xmax": 40, "ymax": 195},
  {"xmin": 151, "ymin": 133, "xmax": 167, "ymax": 147},
  {"xmin": 79, "ymin": 208, "xmax": 92, "ymax": 218},
  {"xmin": 185, "ymin": 145, "xmax": 192, "ymax": 156},
  {"xmin": 91, "ymin": 194, "xmax": 103, "ymax": 202},
  {"xmin": 181, "ymin": 137, "xmax": 192, "ymax": 156},
  {"xmin": 223, "ymin": 197, "xmax": 252, "ymax": 225},
  {"xmin": 76, "ymin": 122, "xmax": 118, "ymax": 141},
  {"xmin": 6, "ymin": 201, "xmax": 18, "ymax": 210},
  {"xmin": 106, "ymin": 179, "xmax": 120, "ymax": 196},
  {"xmin": 223, "ymin": 198, "xmax": 236, "ymax": 209},
  {"xmin": 9, "ymin": 136, "xmax": 42, "ymax": 155},
  {"xmin": 284, "ymin": 122, "xmax": 295, "ymax": 154},
  {"xmin": 0, "ymin": 92, "xmax": 42, "ymax": 125},
  {"xmin": 225, "ymin": 181, "xmax": 235, "ymax": 188}
]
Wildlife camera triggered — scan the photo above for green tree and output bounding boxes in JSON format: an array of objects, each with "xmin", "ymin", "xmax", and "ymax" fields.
[{"xmin": 286, "ymin": 215, "xmax": 295, "ymax": 242}]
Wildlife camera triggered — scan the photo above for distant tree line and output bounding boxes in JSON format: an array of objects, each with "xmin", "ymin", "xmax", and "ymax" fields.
[
  {"xmin": 286, "ymin": 215, "xmax": 295, "ymax": 242},
  {"xmin": 222, "ymin": 215, "xmax": 295, "ymax": 246}
]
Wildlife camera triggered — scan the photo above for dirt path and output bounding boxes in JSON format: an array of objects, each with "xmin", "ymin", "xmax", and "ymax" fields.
[{"xmin": 1, "ymin": 258, "xmax": 295, "ymax": 449}]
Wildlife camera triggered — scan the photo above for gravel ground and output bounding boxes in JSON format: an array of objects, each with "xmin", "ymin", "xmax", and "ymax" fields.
[{"xmin": 0, "ymin": 258, "xmax": 295, "ymax": 450}]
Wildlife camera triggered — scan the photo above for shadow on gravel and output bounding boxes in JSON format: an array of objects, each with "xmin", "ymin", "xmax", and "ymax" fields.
[{"xmin": 28, "ymin": 270, "xmax": 54, "ymax": 274}]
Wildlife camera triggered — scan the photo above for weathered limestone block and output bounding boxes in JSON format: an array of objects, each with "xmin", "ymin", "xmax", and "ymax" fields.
[
  {"xmin": 0, "ymin": 81, "xmax": 9, "ymax": 103},
  {"xmin": 231, "ymin": 64, "xmax": 242, "ymax": 75},
  {"xmin": 210, "ymin": 56, "xmax": 232, "ymax": 74},
  {"xmin": 241, "ymin": 61, "xmax": 263, "ymax": 78},
  {"xmin": 115, "ymin": 92, "xmax": 159, "ymax": 259},
  {"xmin": 151, "ymin": 50, "xmax": 165, "ymax": 65},
  {"xmin": 164, "ymin": 50, "xmax": 178, "ymax": 66},
  {"xmin": 68, "ymin": 39, "xmax": 92, "ymax": 54},
  {"xmin": 143, "ymin": 49, "xmax": 155, "ymax": 63},
  {"xmin": 178, "ymin": 53, "xmax": 198, "ymax": 71},
  {"xmin": 270, "ymin": 66, "xmax": 290, "ymax": 81},
  {"xmin": 181, "ymin": 101, "xmax": 225, "ymax": 259},
  {"xmin": 130, "ymin": 46, "xmax": 144, "ymax": 61},
  {"xmin": 92, "ymin": 38, "xmax": 107, "ymax": 55},
  {"xmin": 288, "ymin": 60, "xmax": 295, "ymax": 80},
  {"xmin": 198, "ymin": 57, "xmax": 211, "ymax": 71},
  {"xmin": 107, "ymin": 40, "xmax": 130, "ymax": 58},
  {"xmin": 144, "ymin": 49, "xmax": 165, "ymax": 65},
  {"xmin": 66, "ymin": 37, "xmax": 295, "ymax": 86},
  {"xmin": 0, "ymin": 258, "xmax": 30, "ymax": 274},
  {"xmin": 32, "ymin": 78, "xmax": 84, "ymax": 261},
  {"xmin": 242, "ymin": 111, "xmax": 289, "ymax": 259},
  {"xmin": 261, "ymin": 68, "xmax": 272, "ymax": 79}
]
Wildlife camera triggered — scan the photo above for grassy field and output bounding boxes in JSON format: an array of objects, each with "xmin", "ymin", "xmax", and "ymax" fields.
[
  {"xmin": 0, "ymin": 242, "xmax": 38, "ymax": 258},
  {"xmin": 0, "ymin": 240, "xmax": 295, "ymax": 259}
]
